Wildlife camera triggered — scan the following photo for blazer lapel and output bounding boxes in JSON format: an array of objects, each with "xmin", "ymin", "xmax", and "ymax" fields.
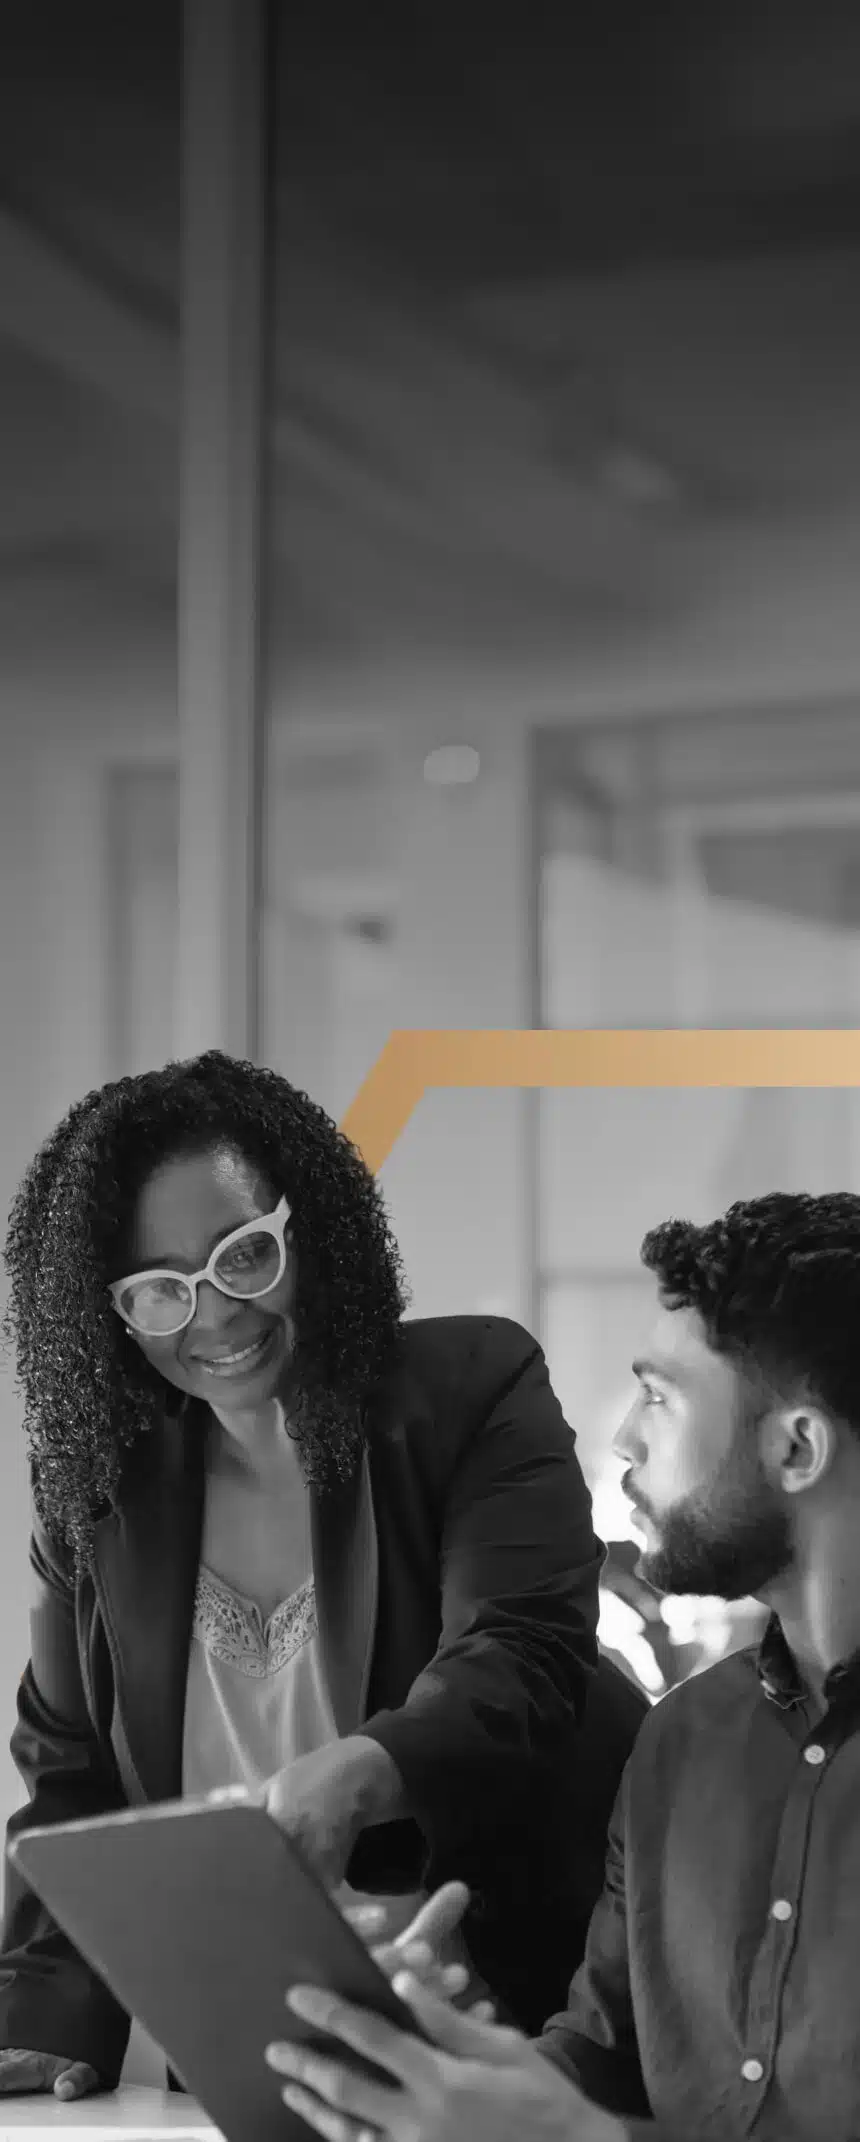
[
  {"xmin": 91, "ymin": 1408, "xmax": 204, "ymax": 1805},
  {"xmin": 91, "ymin": 1409, "xmax": 380, "ymax": 1793},
  {"xmin": 311, "ymin": 1446, "xmax": 379, "ymax": 1737}
]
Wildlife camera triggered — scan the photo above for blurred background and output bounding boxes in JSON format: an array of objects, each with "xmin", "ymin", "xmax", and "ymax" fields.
[{"xmin": 3, "ymin": 0, "xmax": 860, "ymax": 1890}]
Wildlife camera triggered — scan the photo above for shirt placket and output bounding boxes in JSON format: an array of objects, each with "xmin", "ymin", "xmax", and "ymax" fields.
[{"xmin": 736, "ymin": 1714, "xmax": 833, "ymax": 2132}]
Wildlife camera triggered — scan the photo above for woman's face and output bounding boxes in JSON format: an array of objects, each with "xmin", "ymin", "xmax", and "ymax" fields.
[{"xmin": 120, "ymin": 1146, "xmax": 296, "ymax": 1413}]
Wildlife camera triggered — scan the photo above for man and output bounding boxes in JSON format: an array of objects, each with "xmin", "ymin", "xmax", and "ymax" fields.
[{"xmin": 265, "ymin": 1193, "xmax": 860, "ymax": 2141}]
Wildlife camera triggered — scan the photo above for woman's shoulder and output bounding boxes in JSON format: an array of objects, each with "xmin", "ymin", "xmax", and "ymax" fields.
[
  {"xmin": 396, "ymin": 1312, "xmax": 543, "ymax": 1385},
  {"xmin": 375, "ymin": 1316, "xmax": 548, "ymax": 1447}
]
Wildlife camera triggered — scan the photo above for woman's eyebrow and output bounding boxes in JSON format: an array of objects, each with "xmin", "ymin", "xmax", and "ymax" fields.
[{"xmin": 125, "ymin": 1215, "xmax": 256, "ymax": 1275}]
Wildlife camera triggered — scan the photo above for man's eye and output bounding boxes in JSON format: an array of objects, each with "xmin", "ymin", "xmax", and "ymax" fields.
[{"xmin": 642, "ymin": 1386, "xmax": 665, "ymax": 1409}]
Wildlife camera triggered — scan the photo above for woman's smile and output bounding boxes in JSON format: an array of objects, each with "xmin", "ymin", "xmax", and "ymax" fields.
[{"xmin": 188, "ymin": 1324, "xmax": 281, "ymax": 1380}]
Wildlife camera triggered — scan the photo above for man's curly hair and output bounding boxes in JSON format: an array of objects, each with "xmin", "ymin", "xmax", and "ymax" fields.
[
  {"xmin": 640, "ymin": 1190, "xmax": 860, "ymax": 1430},
  {"xmin": 3, "ymin": 1051, "xmax": 408, "ymax": 1570}
]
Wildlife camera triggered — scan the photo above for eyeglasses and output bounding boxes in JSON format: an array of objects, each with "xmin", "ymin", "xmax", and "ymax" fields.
[{"xmin": 109, "ymin": 1197, "xmax": 292, "ymax": 1338}]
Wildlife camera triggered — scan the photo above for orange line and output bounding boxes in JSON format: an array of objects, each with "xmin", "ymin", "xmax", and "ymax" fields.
[
  {"xmin": 339, "ymin": 1028, "xmax": 860, "ymax": 1171},
  {"xmin": 339, "ymin": 1034, "xmax": 424, "ymax": 1173},
  {"xmin": 386, "ymin": 1028, "xmax": 860, "ymax": 1086}
]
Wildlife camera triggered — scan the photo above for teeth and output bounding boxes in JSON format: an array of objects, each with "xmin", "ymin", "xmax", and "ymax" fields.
[{"xmin": 200, "ymin": 1335, "xmax": 266, "ymax": 1370}]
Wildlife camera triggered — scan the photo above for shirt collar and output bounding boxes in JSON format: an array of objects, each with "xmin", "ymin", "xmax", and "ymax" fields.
[{"xmin": 757, "ymin": 1613, "xmax": 860, "ymax": 1711}]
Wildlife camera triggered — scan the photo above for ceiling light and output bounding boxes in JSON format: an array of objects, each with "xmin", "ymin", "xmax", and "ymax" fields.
[{"xmin": 423, "ymin": 745, "xmax": 481, "ymax": 787}]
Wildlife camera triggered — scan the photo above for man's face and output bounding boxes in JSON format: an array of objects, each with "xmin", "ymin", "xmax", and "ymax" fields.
[{"xmin": 613, "ymin": 1303, "xmax": 793, "ymax": 1599}]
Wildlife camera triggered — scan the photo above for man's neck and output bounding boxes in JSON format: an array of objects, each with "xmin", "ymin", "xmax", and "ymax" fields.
[{"xmin": 764, "ymin": 1557, "xmax": 860, "ymax": 1704}]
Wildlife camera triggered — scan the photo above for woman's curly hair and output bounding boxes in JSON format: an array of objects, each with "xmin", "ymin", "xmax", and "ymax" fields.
[{"xmin": 3, "ymin": 1051, "xmax": 408, "ymax": 1570}]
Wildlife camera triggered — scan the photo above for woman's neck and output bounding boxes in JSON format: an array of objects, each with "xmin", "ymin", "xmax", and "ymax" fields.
[{"xmin": 206, "ymin": 1397, "xmax": 301, "ymax": 1484}]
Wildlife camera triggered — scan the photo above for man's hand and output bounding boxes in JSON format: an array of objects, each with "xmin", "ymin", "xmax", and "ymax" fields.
[
  {"xmin": 263, "ymin": 1736, "xmax": 406, "ymax": 1890},
  {"xmin": 265, "ymin": 1973, "xmax": 624, "ymax": 2142},
  {"xmin": 0, "ymin": 2051, "xmax": 103, "ymax": 2100},
  {"xmin": 344, "ymin": 1883, "xmax": 494, "ymax": 2019}
]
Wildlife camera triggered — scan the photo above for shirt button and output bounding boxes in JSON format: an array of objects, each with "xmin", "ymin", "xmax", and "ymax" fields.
[
  {"xmin": 771, "ymin": 1899, "xmax": 792, "ymax": 1921},
  {"xmin": 804, "ymin": 1744, "xmax": 826, "ymax": 1765},
  {"xmin": 742, "ymin": 2060, "xmax": 764, "ymax": 2083}
]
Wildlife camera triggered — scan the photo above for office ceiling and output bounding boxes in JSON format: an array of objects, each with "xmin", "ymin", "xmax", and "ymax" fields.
[{"xmin": 1, "ymin": 2, "xmax": 860, "ymax": 671}]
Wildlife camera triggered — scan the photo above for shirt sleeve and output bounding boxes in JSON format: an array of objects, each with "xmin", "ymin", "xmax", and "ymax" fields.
[
  {"xmin": 361, "ymin": 1328, "xmax": 603, "ymax": 1854},
  {"xmin": 539, "ymin": 1767, "xmax": 652, "ymax": 2123},
  {"xmin": 0, "ymin": 1515, "xmax": 132, "ymax": 2084}
]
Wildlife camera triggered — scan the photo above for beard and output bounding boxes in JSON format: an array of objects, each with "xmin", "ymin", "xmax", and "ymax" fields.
[{"xmin": 632, "ymin": 1438, "xmax": 793, "ymax": 1600}]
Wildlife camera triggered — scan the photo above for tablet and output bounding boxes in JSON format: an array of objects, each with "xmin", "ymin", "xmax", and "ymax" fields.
[{"xmin": 10, "ymin": 1798, "xmax": 428, "ymax": 2142}]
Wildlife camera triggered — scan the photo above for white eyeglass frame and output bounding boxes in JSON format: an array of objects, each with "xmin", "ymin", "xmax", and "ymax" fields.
[{"xmin": 109, "ymin": 1195, "xmax": 292, "ymax": 1337}]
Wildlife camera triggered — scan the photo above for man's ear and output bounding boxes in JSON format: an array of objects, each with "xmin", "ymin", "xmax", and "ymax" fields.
[{"xmin": 762, "ymin": 1404, "xmax": 836, "ymax": 1498}]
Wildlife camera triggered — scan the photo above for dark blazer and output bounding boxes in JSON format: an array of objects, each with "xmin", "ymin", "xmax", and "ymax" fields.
[{"xmin": 0, "ymin": 1315, "xmax": 646, "ymax": 2085}]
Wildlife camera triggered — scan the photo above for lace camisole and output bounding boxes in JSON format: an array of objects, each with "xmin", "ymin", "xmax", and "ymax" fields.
[
  {"xmin": 181, "ymin": 1473, "xmax": 425, "ymax": 1939},
  {"xmin": 183, "ymin": 1565, "xmax": 338, "ymax": 1791}
]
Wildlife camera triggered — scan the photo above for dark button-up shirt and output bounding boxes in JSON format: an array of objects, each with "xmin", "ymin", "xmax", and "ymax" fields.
[{"xmin": 540, "ymin": 1618, "xmax": 860, "ymax": 2141}]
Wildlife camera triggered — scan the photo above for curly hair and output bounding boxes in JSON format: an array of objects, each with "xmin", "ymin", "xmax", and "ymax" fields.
[
  {"xmin": 3, "ymin": 1051, "xmax": 408, "ymax": 1570},
  {"xmin": 640, "ymin": 1190, "xmax": 860, "ymax": 1432}
]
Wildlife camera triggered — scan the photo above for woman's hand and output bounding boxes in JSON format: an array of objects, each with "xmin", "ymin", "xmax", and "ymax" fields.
[
  {"xmin": 0, "ymin": 2050, "xmax": 103, "ymax": 2099},
  {"xmin": 263, "ymin": 1736, "xmax": 407, "ymax": 1889}
]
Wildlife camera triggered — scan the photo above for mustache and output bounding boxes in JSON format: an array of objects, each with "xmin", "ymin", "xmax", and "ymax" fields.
[{"xmin": 621, "ymin": 1469, "xmax": 653, "ymax": 1522}]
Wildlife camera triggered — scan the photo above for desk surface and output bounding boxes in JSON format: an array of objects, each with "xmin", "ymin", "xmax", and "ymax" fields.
[{"xmin": 0, "ymin": 2089, "xmax": 216, "ymax": 2141}]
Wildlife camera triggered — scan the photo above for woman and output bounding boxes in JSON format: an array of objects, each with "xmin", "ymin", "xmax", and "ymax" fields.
[{"xmin": 0, "ymin": 1051, "xmax": 645, "ymax": 2099}]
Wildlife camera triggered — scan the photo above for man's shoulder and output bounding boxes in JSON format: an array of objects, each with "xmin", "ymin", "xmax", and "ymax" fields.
[{"xmin": 631, "ymin": 1641, "xmax": 763, "ymax": 1758}]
